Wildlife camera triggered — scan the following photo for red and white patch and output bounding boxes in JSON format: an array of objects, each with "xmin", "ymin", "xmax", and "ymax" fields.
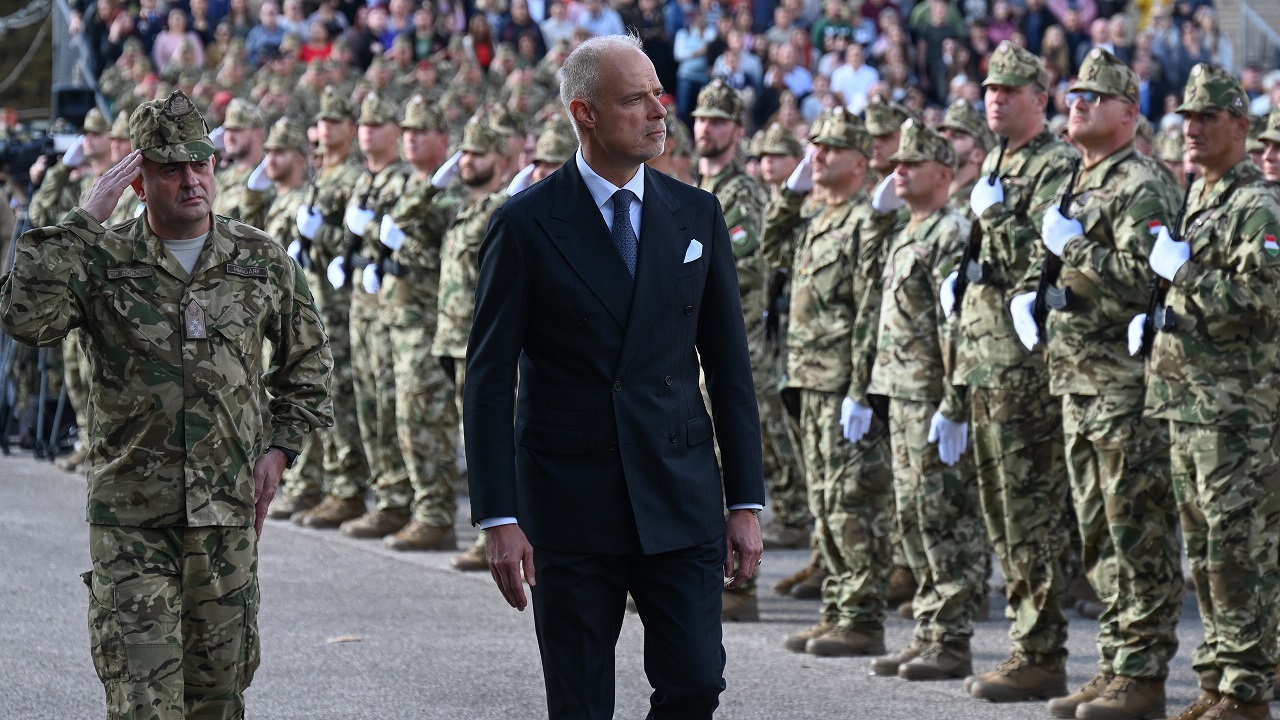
[
  {"xmin": 1265, "ymin": 235, "xmax": 1279, "ymax": 257},
  {"xmin": 730, "ymin": 225, "xmax": 747, "ymax": 243}
]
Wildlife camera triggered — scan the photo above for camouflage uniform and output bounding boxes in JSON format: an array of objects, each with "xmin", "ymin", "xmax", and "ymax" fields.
[
  {"xmin": 0, "ymin": 91, "xmax": 333, "ymax": 720},
  {"xmin": 107, "ymin": 113, "xmax": 143, "ymax": 227},
  {"xmin": 212, "ymin": 99, "xmax": 271, "ymax": 228},
  {"xmin": 1146, "ymin": 65, "xmax": 1280, "ymax": 705},
  {"xmin": 938, "ymin": 99, "xmax": 996, "ymax": 224}
]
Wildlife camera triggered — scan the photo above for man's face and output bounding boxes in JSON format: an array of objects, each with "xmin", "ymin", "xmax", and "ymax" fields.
[
  {"xmin": 222, "ymin": 126, "xmax": 261, "ymax": 161},
  {"xmin": 894, "ymin": 159, "xmax": 948, "ymax": 204},
  {"xmin": 693, "ymin": 116, "xmax": 741, "ymax": 160},
  {"xmin": 1183, "ymin": 110, "xmax": 1246, "ymax": 170},
  {"xmin": 459, "ymin": 150, "xmax": 498, "ymax": 187},
  {"xmin": 985, "ymin": 83, "xmax": 1044, "ymax": 138},
  {"xmin": 942, "ymin": 128, "xmax": 976, "ymax": 166},
  {"xmin": 870, "ymin": 131, "xmax": 899, "ymax": 173},
  {"xmin": 1068, "ymin": 92, "xmax": 1132, "ymax": 147},
  {"xmin": 110, "ymin": 137, "xmax": 132, "ymax": 163},
  {"xmin": 576, "ymin": 47, "xmax": 667, "ymax": 167},
  {"xmin": 760, "ymin": 153, "xmax": 800, "ymax": 184},
  {"xmin": 846, "ymin": 44, "xmax": 865, "ymax": 68},
  {"xmin": 532, "ymin": 160, "xmax": 560, "ymax": 182},
  {"xmin": 812, "ymin": 143, "xmax": 863, "ymax": 188},
  {"xmin": 138, "ymin": 157, "xmax": 217, "ymax": 230},
  {"xmin": 82, "ymin": 132, "xmax": 111, "ymax": 162},
  {"xmin": 402, "ymin": 127, "xmax": 447, "ymax": 167},
  {"xmin": 265, "ymin": 148, "xmax": 301, "ymax": 181},
  {"xmin": 1262, "ymin": 140, "xmax": 1280, "ymax": 183},
  {"xmin": 358, "ymin": 121, "xmax": 399, "ymax": 156}
]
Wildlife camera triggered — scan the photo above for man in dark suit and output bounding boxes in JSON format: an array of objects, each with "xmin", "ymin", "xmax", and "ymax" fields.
[{"xmin": 464, "ymin": 34, "xmax": 766, "ymax": 720}]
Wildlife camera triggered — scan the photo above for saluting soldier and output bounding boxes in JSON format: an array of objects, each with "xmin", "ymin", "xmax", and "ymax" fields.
[
  {"xmin": 938, "ymin": 99, "xmax": 997, "ymax": 223},
  {"xmin": 212, "ymin": 99, "xmax": 269, "ymax": 228},
  {"xmin": 106, "ymin": 112, "xmax": 144, "ymax": 227}
]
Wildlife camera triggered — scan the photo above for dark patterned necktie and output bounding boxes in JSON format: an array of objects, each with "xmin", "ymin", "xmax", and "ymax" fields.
[{"xmin": 611, "ymin": 188, "xmax": 638, "ymax": 277}]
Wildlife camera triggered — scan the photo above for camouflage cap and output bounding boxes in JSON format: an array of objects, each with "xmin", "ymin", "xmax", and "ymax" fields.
[
  {"xmin": 1157, "ymin": 131, "xmax": 1184, "ymax": 162},
  {"xmin": 122, "ymin": 36, "xmax": 144, "ymax": 55},
  {"xmin": 1135, "ymin": 114, "xmax": 1155, "ymax": 147},
  {"xmin": 315, "ymin": 85, "xmax": 354, "ymax": 122},
  {"xmin": 691, "ymin": 78, "xmax": 745, "ymax": 122},
  {"xmin": 1247, "ymin": 114, "xmax": 1266, "ymax": 153},
  {"xmin": 864, "ymin": 94, "xmax": 912, "ymax": 136},
  {"xmin": 984, "ymin": 40, "xmax": 1049, "ymax": 90},
  {"xmin": 1176, "ymin": 63, "xmax": 1249, "ymax": 117},
  {"xmin": 811, "ymin": 106, "xmax": 872, "ymax": 157},
  {"xmin": 400, "ymin": 95, "xmax": 446, "ymax": 131},
  {"xmin": 485, "ymin": 104, "xmax": 525, "ymax": 137},
  {"xmin": 665, "ymin": 115, "xmax": 693, "ymax": 155},
  {"xmin": 1068, "ymin": 47, "xmax": 1139, "ymax": 103},
  {"xmin": 458, "ymin": 118, "xmax": 505, "ymax": 154},
  {"xmin": 757, "ymin": 122, "xmax": 804, "ymax": 157},
  {"xmin": 129, "ymin": 90, "xmax": 214, "ymax": 163},
  {"xmin": 358, "ymin": 92, "xmax": 398, "ymax": 125},
  {"xmin": 222, "ymin": 98, "xmax": 264, "ymax": 130},
  {"xmin": 82, "ymin": 107, "xmax": 111, "ymax": 135},
  {"xmin": 888, "ymin": 118, "xmax": 956, "ymax": 168},
  {"xmin": 109, "ymin": 110, "xmax": 131, "ymax": 140},
  {"xmin": 938, "ymin": 98, "xmax": 995, "ymax": 151},
  {"xmin": 263, "ymin": 116, "xmax": 308, "ymax": 153},
  {"xmin": 533, "ymin": 123, "xmax": 576, "ymax": 164},
  {"xmin": 1260, "ymin": 107, "xmax": 1280, "ymax": 145}
]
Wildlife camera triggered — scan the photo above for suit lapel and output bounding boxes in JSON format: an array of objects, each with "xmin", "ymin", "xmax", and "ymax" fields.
[{"xmin": 615, "ymin": 167, "xmax": 685, "ymax": 377}]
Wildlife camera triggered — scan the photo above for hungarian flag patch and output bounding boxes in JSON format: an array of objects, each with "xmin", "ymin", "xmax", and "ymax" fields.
[
  {"xmin": 1265, "ymin": 235, "xmax": 1279, "ymax": 257},
  {"xmin": 730, "ymin": 225, "xmax": 747, "ymax": 243}
]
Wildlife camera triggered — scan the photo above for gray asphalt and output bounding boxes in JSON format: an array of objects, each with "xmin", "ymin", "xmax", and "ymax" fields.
[{"xmin": 0, "ymin": 453, "xmax": 1264, "ymax": 719}]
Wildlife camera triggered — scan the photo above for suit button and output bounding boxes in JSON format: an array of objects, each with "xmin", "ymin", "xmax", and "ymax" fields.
[
  {"xmin": 683, "ymin": 306, "xmax": 693, "ymax": 315},
  {"xmin": 664, "ymin": 375, "xmax": 672, "ymax": 385},
  {"xmin": 613, "ymin": 381, "xmax": 622, "ymax": 391},
  {"xmin": 669, "ymin": 432, "xmax": 677, "ymax": 443}
]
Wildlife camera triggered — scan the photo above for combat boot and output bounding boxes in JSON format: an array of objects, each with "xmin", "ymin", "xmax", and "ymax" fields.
[
  {"xmin": 773, "ymin": 561, "xmax": 816, "ymax": 596},
  {"xmin": 55, "ymin": 445, "xmax": 87, "ymax": 472},
  {"xmin": 870, "ymin": 639, "xmax": 929, "ymax": 676},
  {"xmin": 898, "ymin": 599, "xmax": 914, "ymax": 619},
  {"xmin": 805, "ymin": 625, "xmax": 885, "ymax": 657},
  {"xmin": 295, "ymin": 495, "xmax": 367, "ymax": 529},
  {"xmin": 267, "ymin": 491, "xmax": 322, "ymax": 520},
  {"xmin": 452, "ymin": 542, "xmax": 488, "ymax": 571},
  {"xmin": 886, "ymin": 564, "xmax": 917, "ymax": 606},
  {"xmin": 964, "ymin": 656, "xmax": 1067, "ymax": 702},
  {"xmin": 761, "ymin": 521, "xmax": 810, "ymax": 550},
  {"xmin": 1199, "ymin": 697, "xmax": 1273, "ymax": 720},
  {"xmin": 722, "ymin": 587, "xmax": 759, "ymax": 622},
  {"xmin": 1076, "ymin": 675, "xmax": 1165, "ymax": 720},
  {"xmin": 384, "ymin": 521, "xmax": 457, "ymax": 551},
  {"xmin": 340, "ymin": 507, "xmax": 411, "ymax": 538},
  {"xmin": 899, "ymin": 641, "xmax": 972, "ymax": 681},
  {"xmin": 1046, "ymin": 673, "xmax": 1113, "ymax": 718},
  {"xmin": 1164, "ymin": 691, "xmax": 1223, "ymax": 720},
  {"xmin": 784, "ymin": 620, "xmax": 835, "ymax": 653},
  {"xmin": 790, "ymin": 566, "xmax": 825, "ymax": 599}
]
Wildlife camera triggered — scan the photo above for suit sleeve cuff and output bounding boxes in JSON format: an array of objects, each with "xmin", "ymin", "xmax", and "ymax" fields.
[
  {"xmin": 728, "ymin": 504, "xmax": 764, "ymax": 511},
  {"xmin": 478, "ymin": 516, "xmax": 518, "ymax": 529}
]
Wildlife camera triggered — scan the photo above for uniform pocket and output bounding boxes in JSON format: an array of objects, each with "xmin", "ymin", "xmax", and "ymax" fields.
[{"xmin": 83, "ymin": 570, "xmax": 127, "ymax": 684}]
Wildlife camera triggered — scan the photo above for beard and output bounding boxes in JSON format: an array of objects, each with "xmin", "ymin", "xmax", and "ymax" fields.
[{"xmin": 461, "ymin": 164, "xmax": 495, "ymax": 187}]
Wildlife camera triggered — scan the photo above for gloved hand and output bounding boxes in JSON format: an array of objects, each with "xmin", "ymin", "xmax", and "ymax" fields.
[
  {"xmin": 362, "ymin": 265, "xmax": 381, "ymax": 294},
  {"xmin": 1127, "ymin": 313, "xmax": 1147, "ymax": 356},
  {"xmin": 345, "ymin": 205, "xmax": 375, "ymax": 236},
  {"xmin": 133, "ymin": 202, "xmax": 146, "ymax": 218},
  {"xmin": 940, "ymin": 271, "xmax": 958, "ymax": 319},
  {"xmin": 431, "ymin": 151, "xmax": 463, "ymax": 188},
  {"xmin": 327, "ymin": 256, "xmax": 346, "ymax": 289},
  {"xmin": 1149, "ymin": 223, "xmax": 1189, "ymax": 281},
  {"xmin": 1041, "ymin": 205, "xmax": 1082, "ymax": 257},
  {"xmin": 785, "ymin": 149, "xmax": 815, "ymax": 194},
  {"xmin": 1009, "ymin": 291, "xmax": 1039, "ymax": 351},
  {"xmin": 969, "ymin": 175, "xmax": 1004, "ymax": 217},
  {"xmin": 295, "ymin": 205, "xmax": 321, "ymax": 240},
  {"xmin": 927, "ymin": 410, "xmax": 969, "ymax": 466},
  {"xmin": 287, "ymin": 239, "xmax": 306, "ymax": 266},
  {"xmin": 871, "ymin": 171, "xmax": 906, "ymax": 213},
  {"xmin": 209, "ymin": 126, "xmax": 225, "ymax": 152},
  {"xmin": 506, "ymin": 163, "xmax": 536, "ymax": 196},
  {"xmin": 246, "ymin": 159, "xmax": 272, "ymax": 191},
  {"xmin": 380, "ymin": 215, "xmax": 406, "ymax": 251},
  {"xmin": 839, "ymin": 396, "xmax": 874, "ymax": 444},
  {"xmin": 62, "ymin": 136, "xmax": 86, "ymax": 168}
]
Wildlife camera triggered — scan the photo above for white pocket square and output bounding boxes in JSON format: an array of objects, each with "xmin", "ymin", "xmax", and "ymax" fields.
[{"xmin": 683, "ymin": 239, "xmax": 703, "ymax": 263}]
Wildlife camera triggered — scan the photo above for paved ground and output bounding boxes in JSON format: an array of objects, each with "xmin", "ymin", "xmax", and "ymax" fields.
[{"xmin": 1, "ymin": 453, "xmax": 1268, "ymax": 719}]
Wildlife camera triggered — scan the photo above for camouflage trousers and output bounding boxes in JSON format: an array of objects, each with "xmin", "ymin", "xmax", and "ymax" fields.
[
  {"xmin": 350, "ymin": 289, "xmax": 408, "ymax": 508},
  {"xmin": 1062, "ymin": 395, "xmax": 1182, "ymax": 679},
  {"xmin": 969, "ymin": 382, "xmax": 1072, "ymax": 669},
  {"xmin": 889, "ymin": 399, "xmax": 986, "ymax": 645},
  {"xmin": 758, "ymin": 376, "xmax": 808, "ymax": 532},
  {"xmin": 86, "ymin": 525, "xmax": 260, "ymax": 720},
  {"xmin": 1170, "ymin": 421, "xmax": 1280, "ymax": 703},
  {"xmin": 62, "ymin": 330, "xmax": 91, "ymax": 427},
  {"xmin": 800, "ymin": 389, "xmax": 892, "ymax": 631},
  {"xmin": 390, "ymin": 324, "xmax": 459, "ymax": 526}
]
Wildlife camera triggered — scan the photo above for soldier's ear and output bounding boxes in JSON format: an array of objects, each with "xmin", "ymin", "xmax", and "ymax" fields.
[{"xmin": 131, "ymin": 176, "xmax": 145, "ymax": 201}]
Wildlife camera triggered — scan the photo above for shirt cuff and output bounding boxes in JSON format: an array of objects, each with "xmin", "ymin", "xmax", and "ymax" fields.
[
  {"xmin": 478, "ymin": 516, "xmax": 518, "ymax": 529},
  {"xmin": 728, "ymin": 504, "xmax": 764, "ymax": 511}
]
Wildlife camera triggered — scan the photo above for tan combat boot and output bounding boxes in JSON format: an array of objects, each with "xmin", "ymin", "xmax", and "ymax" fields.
[
  {"xmin": 870, "ymin": 639, "xmax": 929, "ymax": 676},
  {"xmin": 267, "ymin": 491, "xmax": 322, "ymax": 520},
  {"xmin": 452, "ymin": 541, "xmax": 488, "ymax": 571},
  {"xmin": 384, "ymin": 521, "xmax": 457, "ymax": 551},
  {"xmin": 340, "ymin": 507, "xmax": 411, "ymax": 538},
  {"xmin": 1075, "ymin": 675, "xmax": 1165, "ymax": 719},
  {"xmin": 1199, "ymin": 697, "xmax": 1274, "ymax": 720},
  {"xmin": 784, "ymin": 620, "xmax": 835, "ymax": 653},
  {"xmin": 791, "ymin": 566, "xmax": 825, "ymax": 599},
  {"xmin": 1165, "ymin": 691, "xmax": 1224, "ymax": 720},
  {"xmin": 899, "ymin": 641, "xmax": 972, "ymax": 681},
  {"xmin": 773, "ymin": 561, "xmax": 816, "ymax": 596},
  {"xmin": 722, "ymin": 587, "xmax": 759, "ymax": 622},
  {"xmin": 55, "ymin": 446, "xmax": 88, "ymax": 472},
  {"xmin": 761, "ymin": 521, "xmax": 810, "ymax": 550},
  {"xmin": 1047, "ymin": 673, "xmax": 1114, "ymax": 718},
  {"xmin": 805, "ymin": 625, "xmax": 885, "ymax": 657},
  {"xmin": 964, "ymin": 656, "xmax": 1067, "ymax": 702},
  {"xmin": 294, "ymin": 495, "xmax": 367, "ymax": 529},
  {"xmin": 886, "ymin": 564, "xmax": 917, "ymax": 607}
]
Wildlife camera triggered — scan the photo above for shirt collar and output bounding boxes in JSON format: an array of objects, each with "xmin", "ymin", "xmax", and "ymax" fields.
[{"xmin": 576, "ymin": 149, "xmax": 645, "ymax": 211}]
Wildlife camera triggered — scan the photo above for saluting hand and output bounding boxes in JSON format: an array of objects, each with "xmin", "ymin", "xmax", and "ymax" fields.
[{"xmin": 81, "ymin": 151, "xmax": 143, "ymax": 224}]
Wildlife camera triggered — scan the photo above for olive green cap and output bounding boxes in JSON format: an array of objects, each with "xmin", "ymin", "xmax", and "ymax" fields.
[
  {"xmin": 263, "ymin": 116, "xmax": 308, "ymax": 153},
  {"xmin": 757, "ymin": 122, "xmax": 804, "ymax": 157},
  {"xmin": 1176, "ymin": 64, "xmax": 1249, "ymax": 117},
  {"xmin": 864, "ymin": 94, "xmax": 912, "ymax": 137},
  {"xmin": 358, "ymin": 92, "xmax": 398, "ymax": 125},
  {"xmin": 109, "ymin": 110, "xmax": 131, "ymax": 140},
  {"xmin": 691, "ymin": 78, "xmax": 745, "ymax": 122},
  {"xmin": 222, "ymin": 98, "xmax": 264, "ymax": 130},
  {"xmin": 1157, "ymin": 131, "xmax": 1184, "ymax": 162},
  {"xmin": 82, "ymin": 107, "xmax": 111, "ymax": 135},
  {"xmin": 458, "ymin": 118, "xmax": 505, "ymax": 154},
  {"xmin": 122, "ymin": 36, "xmax": 144, "ymax": 55},
  {"xmin": 1247, "ymin": 114, "xmax": 1266, "ymax": 152},
  {"xmin": 811, "ymin": 106, "xmax": 872, "ymax": 157},
  {"xmin": 485, "ymin": 104, "xmax": 525, "ymax": 137},
  {"xmin": 1259, "ymin": 107, "xmax": 1280, "ymax": 145},
  {"xmin": 1069, "ymin": 47, "xmax": 1139, "ymax": 103},
  {"xmin": 984, "ymin": 40, "xmax": 1049, "ymax": 90},
  {"xmin": 888, "ymin": 118, "xmax": 956, "ymax": 168},
  {"xmin": 315, "ymin": 86, "xmax": 353, "ymax": 122},
  {"xmin": 129, "ymin": 90, "xmax": 214, "ymax": 163},
  {"xmin": 533, "ymin": 123, "xmax": 576, "ymax": 164},
  {"xmin": 400, "ymin": 95, "xmax": 446, "ymax": 131},
  {"xmin": 938, "ymin": 98, "xmax": 995, "ymax": 152},
  {"xmin": 280, "ymin": 32, "xmax": 302, "ymax": 51}
]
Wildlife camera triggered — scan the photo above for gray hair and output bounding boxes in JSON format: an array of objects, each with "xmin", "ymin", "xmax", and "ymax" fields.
[{"xmin": 560, "ymin": 33, "xmax": 645, "ymax": 137}]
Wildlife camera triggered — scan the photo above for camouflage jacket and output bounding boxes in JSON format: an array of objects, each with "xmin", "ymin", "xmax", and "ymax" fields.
[
  {"xmin": 698, "ymin": 163, "xmax": 769, "ymax": 360},
  {"xmin": 0, "ymin": 210, "xmax": 334, "ymax": 528},
  {"xmin": 431, "ymin": 189, "xmax": 509, "ymax": 360},
  {"xmin": 868, "ymin": 207, "xmax": 968, "ymax": 419},
  {"xmin": 948, "ymin": 176, "xmax": 979, "ymax": 223},
  {"xmin": 1041, "ymin": 144, "xmax": 1181, "ymax": 399},
  {"xmin": 346, "ymin": 161, "xmax": 412, "ymax": 306},
  {"xmin": 263, "ymin": 185, "xmax": 308, "ymax": 249},
  {"xmin": 29, "ymin": 161, "xmax": 93, "ymax": 228},
  {"xmin": 381, "ymin": 175, "xmax": 464, "ymax": 329},
  {"xmin": 213, "ymin": 161, "xmax": 272, "ymax": 229},
  {"xmin": 1145, "ymin": 159, "xmax": 1280, "ymax": 426},
  {"xmin": 763, "ymin": 187, "xmax": 899, "ymax": 399},
  {"xmin": 953, "ymin": 129, "xmax": 1080, "ymax": 389},
  {"xmin": 309, "ymin": 159, "xmax": 365, "ymax": 264}
]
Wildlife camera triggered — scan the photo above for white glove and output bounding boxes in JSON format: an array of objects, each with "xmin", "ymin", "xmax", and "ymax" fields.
[
  {"xmin": 295, "ymin": 205, "xmax": 322, "ymax": 240},
  {"xmin": 969, "ymin": 175, "xmax": 1004, "ymax": 217},
  {"xmin": 209, "ymin": 126, "xmax": 225, "ymax": 151},
  {"xmin": 940, "ymin": 271, "xmax": 958, "ymax": 319},
  {"xmin": 839, "ymin": 396, "xmax": 874, "ymax": 444},
  {"xmin": 133, "ymin": 202, "xmax": 145, "ymax": 218},
  {"xmin": 362, "ymin": 265, "xmax": 381, "ymax": 294},
  {"xmin": 927, "ymin": 410, "xmax": 969, "ymax": 466},
  {"xmin": 345, "ymin": 205, "xmax": 375, "ymax": 236},
  {"xmin": 1128, "ymin": 313, "xmax": 1147, "ymax": 357},
  {"xmin": 246, "ymin": 159, "xmax": 272, "ymax": 191},
  {"xmin": 1149, "ymin": 223, "xmax": 1189, "ymax": 281},
  {"xmin": 871, "ymin": 171, "xmax": 906, "ymax": 213},
  {"xmin": 431, "ymin": 151, "xmax": 462, "ymax": 188},
  {"xmin": 287, "ymin": 239, "xmax": 305, "ymax": 265},
  {"xmin": 1009, "ymin": 291, "xmax": 1039, "ymax": 351},
  {"xmin": 327, "ymin": 256, "xmax": 346, "ymax": 289},
  {"xmin": 1041, "ymin": 205, "xmax": 1082, "ymax": 257},
  {"xmin": 785, "ymin": 150, "xmax": 814, "ymax": 194},
  {"xmin": 380, "ymin": 215, "xmax": 406, "ymax": 251},
  {"xmin": 62, "ymin": 136, "xmax": 86, "ymax": 168},
  {"xmin": 506, "ymin": 163, "xmax": 536, "ymax": 196}
]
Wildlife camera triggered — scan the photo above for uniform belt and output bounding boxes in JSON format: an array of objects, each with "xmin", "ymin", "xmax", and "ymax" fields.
[{"xmin": 384, "ymin": 260, "xmax": 407, "ymax": 277}]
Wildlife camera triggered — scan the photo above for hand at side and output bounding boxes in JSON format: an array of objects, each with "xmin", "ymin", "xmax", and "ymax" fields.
[
  {"xmin": 486, "ymin": 523, "xmax": 537, "ymax": 611},
  {"xmin": 724, "ymin": 509, "xmax": 762, "ymax": 589}
]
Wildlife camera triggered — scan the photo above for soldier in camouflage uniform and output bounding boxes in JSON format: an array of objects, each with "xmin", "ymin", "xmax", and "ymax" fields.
[
  {"xmin": 942, "ymin": 41, "xmax": 1078, "ymax": 703},
  {"xmin": 212, "ymin": 99, "xmax": 269, "ymax": 227},
  {"xmin": 106, "ymin": 113, "xmax": 144, "ymax": 227},
  {"xmin": 1010, "ymin": 49, "xmax": 1184, "ymax": 720},
  {"xmin": 0, "ymin": 90, "xmax": 333, "ymax": 720},
  {"xmin": 1258, "ymin": 108, "xmax": 1280, "ymax": 184},
  {"xmin": 938, "ymin": 98, "xmax": 997, "ymax": 223},
  {"xmin": 865, "ymin": 121, "xmax": 987, "ymax": 682},
  {"xmin": 259, "ymin": 118, "xmax": 311, "ymax": 251},
  {"xmin": 1133, "ymin": 65, "xmax": 1280, "ymax": 720},
  {"xmin": 765, "ymin": 107, "xmax": 899, "ymax": 657}
]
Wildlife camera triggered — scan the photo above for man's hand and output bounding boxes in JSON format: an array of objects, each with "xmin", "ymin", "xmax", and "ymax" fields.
[
  {"xmin": 840, "ymin": 396, "xmax": 873, "ymax": 443},
  {"xmin": 81, "ymin": 151, "xmax": 143, "ymax": 223},
  {"xmin": 252, "ymin": 447, "xmax": 288, "ymax": 538},
  {"xmin": 724, "ymin": 509, "xmax": 762, "ymax": 589},
  {"xmin": 344, "ymin": 205, "xmax": 374, "ymax": 236},
  {"xmin": 927, "ymin": 410, "xmax": 969, "ymax": 466},
  {"xmin": 969, "ymin": 175, "xmax": 1004, "ymax": 217},
  {"xmin": 431, "ymin": 151, "xmax": 463, "ymax": 188},
  {"xmin": 1010, "ymin": 291, "xmax": 1039, "ymax": 350},
  {"xmin": 246, "ymin": 159, "xmax": 272, "ymax": 191},
  {"xmin": 380, "ymin": 215, "xmax": 406, "ymax": 251},
  {"xmin": 486, "ymin": 523, "xmax": 536, "ymax": 611},
  {"xmin": 940, "ymin": 270, "xmax": 958, "ymax": 318},
  {"xmin": 296, "ymin": 205, "xmax": 322, "ymax": 240},
  {"xmin": 1041, "ymin": 205, "xmax": 1082, "ymax": 257},
  {"xmin": 1149, "ymin": 223, "xmax": 1190, "ymax": 281},
  {"xmin": 1128, "ymin": 313, "xmax": 1147, "ymax": 356}
]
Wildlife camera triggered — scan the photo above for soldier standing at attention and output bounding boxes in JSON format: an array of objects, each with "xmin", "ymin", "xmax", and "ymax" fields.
[
  {"xmin": 940, "ymin": 41, "xmax": 1080, "ymax": 703},
  {"xmin": 1131, "ymin": 64, "xmax": 1280, "ymax": 720},
  {"xmin": 212, "ymin": 99, "xmax": 269, "ymax": 228},
  {"xmin": 0, "ymin": 90, "xmax": 333, "ymax": 720},
  {"xmin": 938, "ymin": 99, "xmax": 996, "ymax": 223},
  {"xmin": 1011, "ymin": 48, "xmax": 1184, "ymax": 720},
  {"xmin": 106, "ymin": 113, "xmax": 143, "ymax": 227},
  {"xmin": 1258, "ymin": 108, "xmax": 1280, "ymax": 184}
]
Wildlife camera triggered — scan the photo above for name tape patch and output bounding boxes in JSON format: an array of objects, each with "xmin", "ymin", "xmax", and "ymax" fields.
[
  {"xmin": 226, "ymin": 264, "xmax": 269, "ymax": 279},
  {"xmin": 106, "ymin": 267, "xmax": 155, "ymax": 280}
]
